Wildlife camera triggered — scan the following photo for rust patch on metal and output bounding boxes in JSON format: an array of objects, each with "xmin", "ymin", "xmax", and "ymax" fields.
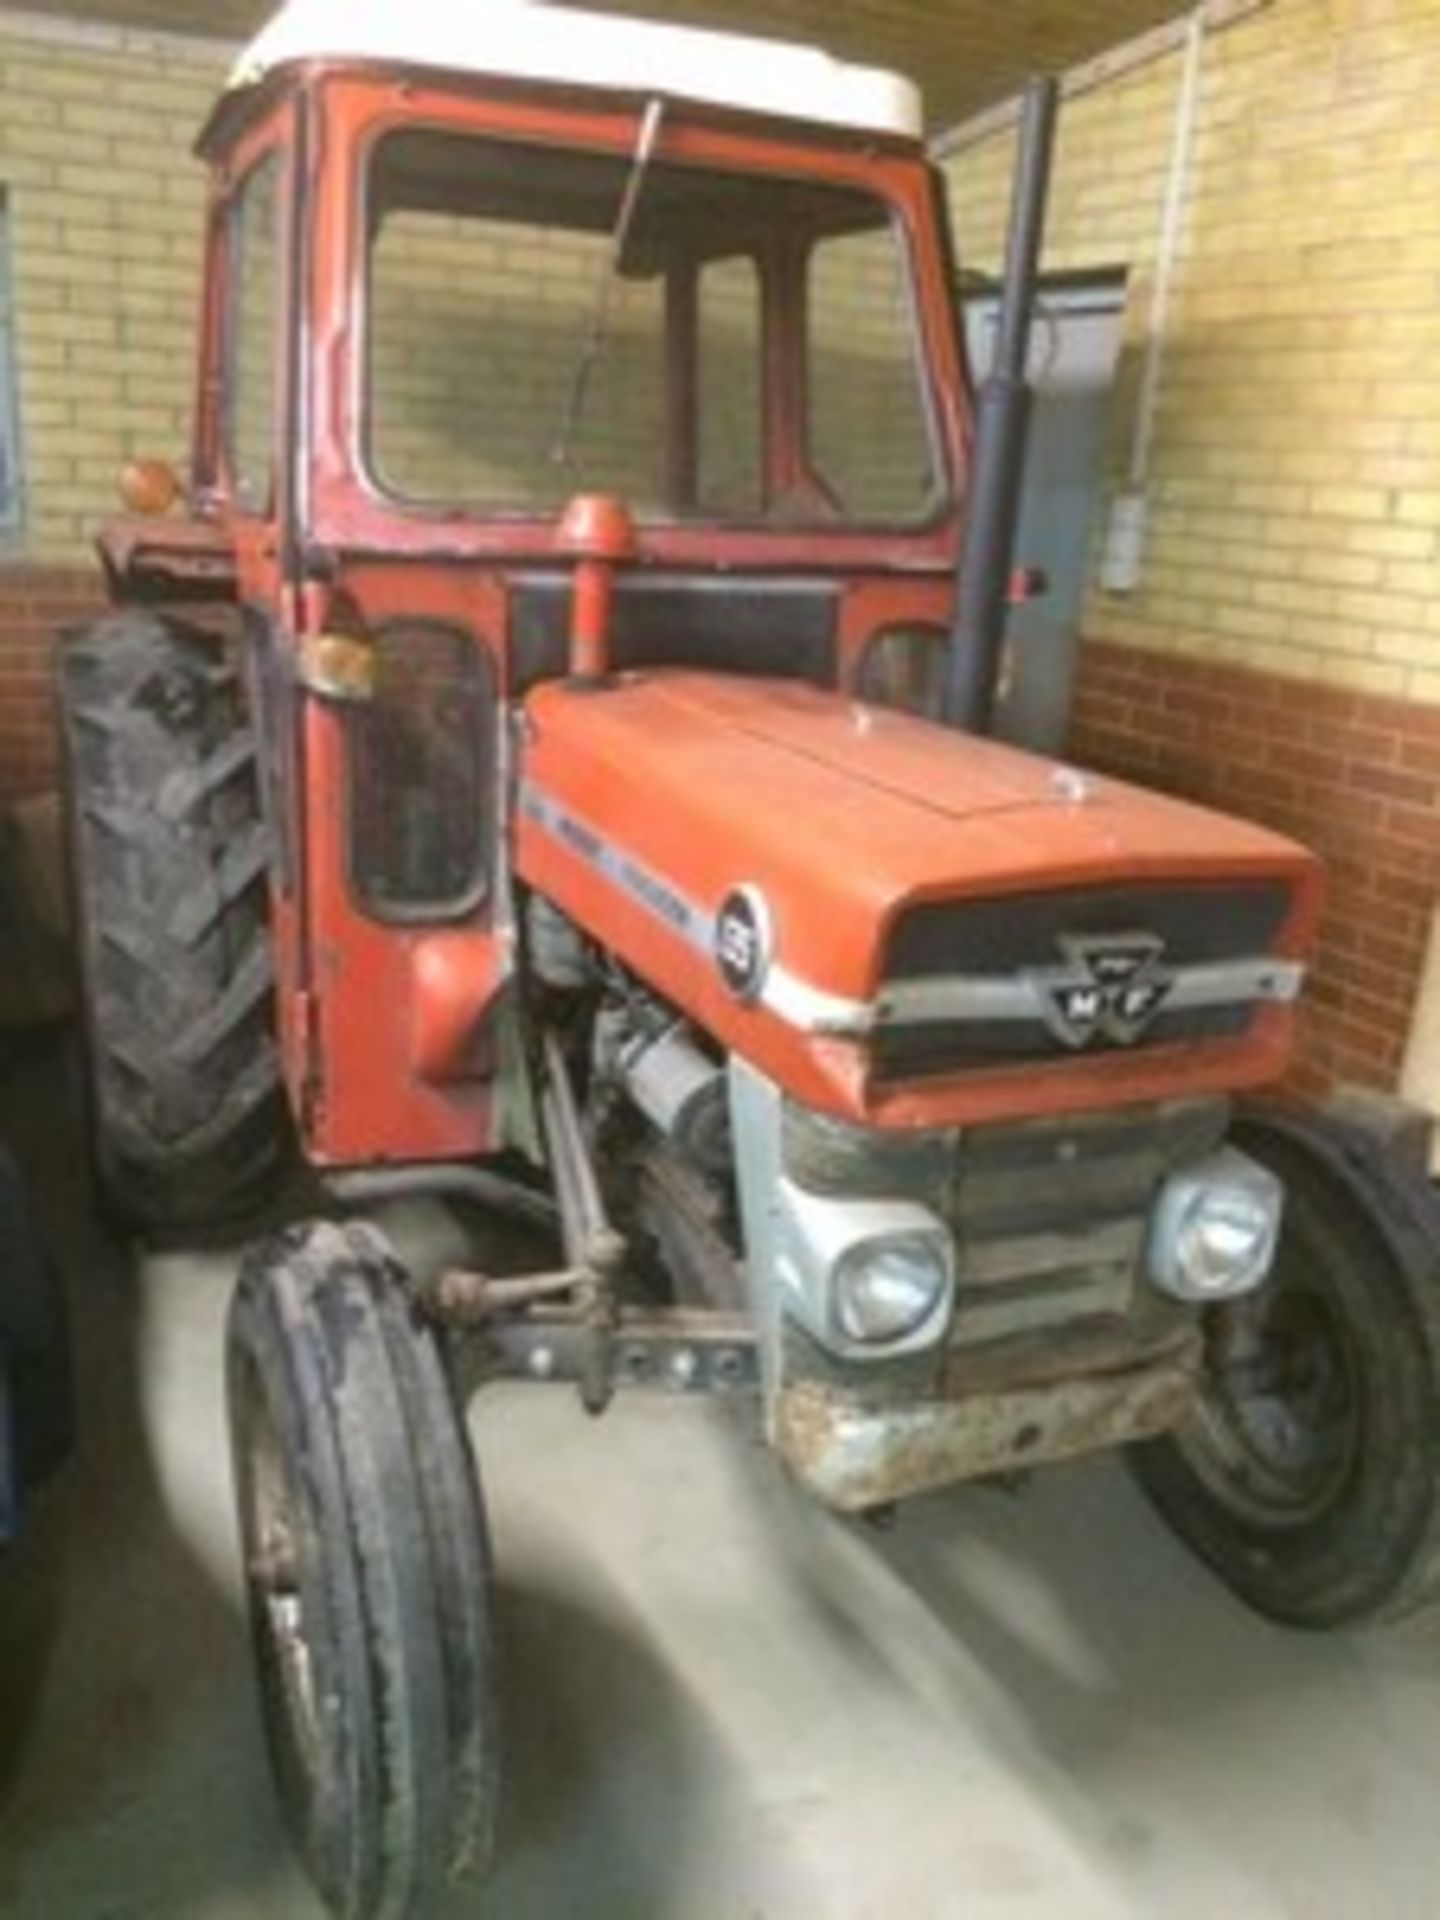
[{"xmin": 776, "ymin": 1357, "xmax": 1199, "ymax": 1512}]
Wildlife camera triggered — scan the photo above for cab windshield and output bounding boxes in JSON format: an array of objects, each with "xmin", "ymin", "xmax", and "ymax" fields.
[{"xmin": 364, "ymin": 126, "xmax": 944, "ymax": 529}]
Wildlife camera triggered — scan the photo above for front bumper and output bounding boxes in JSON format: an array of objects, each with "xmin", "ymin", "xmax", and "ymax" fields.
[{"xmin": 774, "ymin": 1336, "xmax": 1200, "ymax": 1511}]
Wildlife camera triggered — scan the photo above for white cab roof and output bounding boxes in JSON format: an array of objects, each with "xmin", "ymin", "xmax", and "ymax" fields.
[{"xmin": 229, "ymin": 0, "xmax": 923, "ymax": 141}]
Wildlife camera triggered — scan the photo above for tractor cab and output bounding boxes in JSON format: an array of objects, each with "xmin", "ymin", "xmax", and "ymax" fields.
[
  {"xmin": 140, "ymin": 0, "xmax": 977, "ymax": 1168},
  {"xmin": 198, "ymin": 0, "xmax": 962, "ymax": 560}
]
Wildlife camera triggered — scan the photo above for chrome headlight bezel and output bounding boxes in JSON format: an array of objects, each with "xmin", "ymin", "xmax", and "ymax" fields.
[
  {"xmin": 774, "ymin": 1181, "xmax": 956, "ymax": 1358},
  {"xmin": 1147, "ymin": 1146, "xmax": 1284, "ymax": 1303}
]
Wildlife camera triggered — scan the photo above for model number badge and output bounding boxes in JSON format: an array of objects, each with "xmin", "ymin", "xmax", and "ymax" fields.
[
  {"xmin": 1035, "ymin": 933, "xmax": 1173, "ymax": 1048},
  {"xmin": 715, "ymin": 886, "xmax": 773, "ymax": 1003}
]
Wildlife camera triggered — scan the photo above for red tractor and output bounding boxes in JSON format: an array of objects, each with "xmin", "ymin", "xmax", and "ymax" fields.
[{"xmin": 56, "ymin": 2, "xmax": 1440, "ymax": 1914}]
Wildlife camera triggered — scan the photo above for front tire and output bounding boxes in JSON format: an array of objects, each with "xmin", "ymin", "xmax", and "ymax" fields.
[
  {"xmin": 1134, "ymin": 1110, "xmax": 1440, "ymax": 1628},
  {"xmin": 227, "ymin": 1221, "xmax": 499, "ymax": 1919}
]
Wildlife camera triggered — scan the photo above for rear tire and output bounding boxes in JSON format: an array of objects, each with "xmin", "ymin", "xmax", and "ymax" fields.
[
  {"xmin": 1134, "ymin": 1110, "xmax": 1440, "ymax": 1628},
  {"xmin": 57, "ymin": 611, "xmax": 284, "ymax": 1230},
  {"xmin": 227, "ymin": 1220, "xmax": 499, "ymax": 1920}
]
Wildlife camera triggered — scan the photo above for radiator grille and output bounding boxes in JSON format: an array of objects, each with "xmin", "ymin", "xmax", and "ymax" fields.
[
  {"xmin": 940, "ymin": 1097, "xmax": 1229, "ymax": 1351},
  {"xmin": 874, "ymin": 881, "xmax": 1292, "ymax": 1082}
]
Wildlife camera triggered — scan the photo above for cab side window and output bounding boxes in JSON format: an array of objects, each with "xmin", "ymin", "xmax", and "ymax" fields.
[{"xmin": 226, "ymin": 153, "xmax": 282, "ymax": 512}]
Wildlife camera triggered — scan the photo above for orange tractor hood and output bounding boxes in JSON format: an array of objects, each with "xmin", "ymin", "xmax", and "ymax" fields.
[{"xmin": 515, "ymin": 671, "xmax": 1321, "ymax": 1127}]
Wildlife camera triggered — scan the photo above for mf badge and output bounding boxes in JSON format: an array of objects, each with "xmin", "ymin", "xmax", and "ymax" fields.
[{"xmin": 1032, "ymin": 933, "xmax": 1173, "ymax": 1048}]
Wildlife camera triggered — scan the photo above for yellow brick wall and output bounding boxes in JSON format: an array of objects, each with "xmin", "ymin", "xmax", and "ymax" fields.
[
  {"xmin": 367, "ymin": 176, "xmax": 931, "ymax": 522},
  {"xmin": 697, "ymin": 254, "xmax": 763, "ymax": 514},
  {"xmin": 944, "ymin": 0, "xmax": 1440, "ymax": 703},
  {"xmin": 370, "ymin": 208, "xmax": 669, "ymax": 511},
  {"xmin": 0, "ymin": 17, "xmax": 224, "ymax": 560},
  {"xmin": 810, "ymin": 222, "xmax": 937, "ymax": 520}
]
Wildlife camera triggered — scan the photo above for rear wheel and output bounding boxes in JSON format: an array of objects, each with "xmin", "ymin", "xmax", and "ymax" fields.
[
  {"xmin": 57, "ymin": 611, "xmax": 284, "ymax": 1229},
  {"xmin": 227, "ymin": 1220, "xmax": 499, "ymax": 1920},
  {"xmin": 1134, "ymin": 1111, "xmax": 1440, "ymax": 1627}
]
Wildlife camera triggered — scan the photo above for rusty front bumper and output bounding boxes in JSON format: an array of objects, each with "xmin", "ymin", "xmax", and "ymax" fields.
[{"xmin": 773, "ymin": 1344, "xmax": 1200, "ymax": 1512}]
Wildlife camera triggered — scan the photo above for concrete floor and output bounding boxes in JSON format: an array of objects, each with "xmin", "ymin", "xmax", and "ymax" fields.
[{"xmin": 3, "ymin": 1035, "xmax": 1440, "ymax": 1920}]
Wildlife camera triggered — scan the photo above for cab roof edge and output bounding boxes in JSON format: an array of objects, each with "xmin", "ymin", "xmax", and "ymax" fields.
[{"xmin": 227, "ymin": 0, "xmax": 925, "ymax": 142}]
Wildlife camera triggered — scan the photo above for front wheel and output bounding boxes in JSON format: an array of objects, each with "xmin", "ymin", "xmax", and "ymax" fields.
[
  {"xmin": 1134, "ymin": 1110, "xmax": 1440, "ymax": 1628},
  {"xmin": 227, "ymin": 1221, "xmax": 499, "ymax": 1919}
]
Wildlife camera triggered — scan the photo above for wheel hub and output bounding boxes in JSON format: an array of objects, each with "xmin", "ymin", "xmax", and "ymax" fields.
[{"xmin": 1182, "ymin": 1274, "xmax": 1360, "ymax": 1528}]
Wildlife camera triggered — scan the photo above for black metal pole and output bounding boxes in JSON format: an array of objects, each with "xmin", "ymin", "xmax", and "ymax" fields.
[{"xmin": 942, "ymin": 76, "xmax": 1059, "ymax": 733}]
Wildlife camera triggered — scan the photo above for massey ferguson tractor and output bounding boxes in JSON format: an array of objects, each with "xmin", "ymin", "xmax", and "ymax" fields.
[{"xmin": 55, "ymin": 1, "xmax": 1440, "ymax": 1914}]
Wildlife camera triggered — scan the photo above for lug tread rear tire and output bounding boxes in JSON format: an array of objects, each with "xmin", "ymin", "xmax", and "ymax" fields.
[{"xmin": 58, "ymin": 610, "xmax": 284, "ymax": 1229}]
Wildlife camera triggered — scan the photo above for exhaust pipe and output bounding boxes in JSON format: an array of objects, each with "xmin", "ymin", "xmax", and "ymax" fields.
[{"xmin": 942, "ymin": 76, "xmax": 1059, "ymax": 734}]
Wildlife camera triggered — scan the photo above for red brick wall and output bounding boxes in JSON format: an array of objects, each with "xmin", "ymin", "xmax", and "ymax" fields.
[
  {"xmin": 0, "ymin": 566, "xmax": 104, "ymax": 804},
  {"xmin": 1072, "ymin": 638, "xmax": 1438, "ymax": 1100}
]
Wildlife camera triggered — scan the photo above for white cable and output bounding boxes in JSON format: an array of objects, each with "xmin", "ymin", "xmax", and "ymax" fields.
[{"xmin": 1128, "ymin": 5, "xmax": 1208, "ymax": 490}]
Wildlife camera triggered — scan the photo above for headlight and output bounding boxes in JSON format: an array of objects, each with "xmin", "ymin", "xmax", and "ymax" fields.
[
  {"xmin": 834, "ymin": 1234, "xmax": 954, "ymax": 1345},
  {"xmin": 1176, "ymin": 1191, "xmax": 1275, "ymax": 1295},
  {"xmin": 772, "ymin": 1179, "xmax": 956, "ymax": 1358},
  {"xmin": 1148, "ymin": 1148, "xmax": 1283, "ymax": 1302}
]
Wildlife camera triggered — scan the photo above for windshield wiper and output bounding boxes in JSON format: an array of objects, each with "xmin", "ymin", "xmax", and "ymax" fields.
[{"xmin": 551, "ymin": 97, "xmax": 666, "ymax": 471}]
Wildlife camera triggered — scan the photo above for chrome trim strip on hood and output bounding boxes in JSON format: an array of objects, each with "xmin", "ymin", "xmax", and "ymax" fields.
[{"xmin": 875, "ymin": 958, "xmax": 1305, "ymax": 1030}]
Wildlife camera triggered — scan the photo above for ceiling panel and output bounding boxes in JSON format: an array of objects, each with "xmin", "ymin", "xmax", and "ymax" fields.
[{"xmin": 23, "ymin": 0, "xmax": 1189, "ymax": 128}]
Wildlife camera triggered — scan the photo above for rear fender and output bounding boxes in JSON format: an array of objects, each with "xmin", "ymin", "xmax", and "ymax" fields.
[{"xmin": 97, "ymin": 517, "xmax": 238, "ymax": 605}]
